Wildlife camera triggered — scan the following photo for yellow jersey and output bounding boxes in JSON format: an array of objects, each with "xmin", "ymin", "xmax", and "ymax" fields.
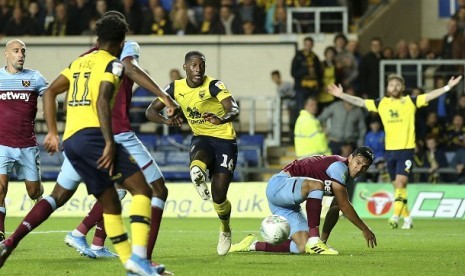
[
  {"xmin": 365, "ymin": 94, "xmax": 427, "ymax": 150},
  {"xmin": 165, "ymin": 76, "xmax": 236, "ymax": 140},
  {"xmin": 62, "ymin": 50, "xmax": 123, "ymax": 140}
]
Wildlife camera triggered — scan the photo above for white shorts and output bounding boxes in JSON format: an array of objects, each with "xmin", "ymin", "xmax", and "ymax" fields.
[
  {"xmin": 57, "ymin": 131, "xmax": 163, "ymax": 190},
  {"xmin": 0, "ymin": 145, "xmax": 40, "ymax": 181}
]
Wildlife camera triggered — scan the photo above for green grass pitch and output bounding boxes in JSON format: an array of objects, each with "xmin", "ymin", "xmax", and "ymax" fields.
[{"xmin": 1, "ymin": 217, "xmax": 464, "ymax": 275}]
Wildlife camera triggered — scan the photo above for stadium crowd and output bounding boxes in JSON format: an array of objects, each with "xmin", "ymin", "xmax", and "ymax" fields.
[{"xmin": 0, "ymin": 0, "xmax": 361, "ymax": 36}]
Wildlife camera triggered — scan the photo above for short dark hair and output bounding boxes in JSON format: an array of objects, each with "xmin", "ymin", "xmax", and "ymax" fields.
[
  {"xmin": 304, "ymin": 36, "xmax": 314, "ymax": 43},
  {"xmin": 102, "ymin": 10, "xmax": 125, "ymax": 20},
  {"xmin": 185, "ymin": 51, "xmax": 205, "ymax": 63},
  {"xmin": 96, "ymin": 15, "xmax": 128, "ymax": 43},
  {"xmin": 352, "ymin": 146, "xmax": 375, "ymax": 165},
  {"xmin": 271, "ymin": 70, "xmax": 280, "ymax": 76}
]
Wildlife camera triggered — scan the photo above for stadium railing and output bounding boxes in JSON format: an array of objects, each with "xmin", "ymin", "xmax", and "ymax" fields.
[{"xmin": 286, "ymin": 7, "xmax": 349, "ymax": 35}]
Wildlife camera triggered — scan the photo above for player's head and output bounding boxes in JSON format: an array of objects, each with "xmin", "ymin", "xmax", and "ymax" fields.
[
  {"xmin": 102, "ymin": 10, "xmax": 126, "ymax": 21},
  {"xmin": 183, "ymin": 51, "xmax": 206, "ymax": 87},
  {"xmin": 348, "ymin": 146, "xmax": 374, "ymax": 178},
  {"xmin": 96, "ymin": 15, "xmax": 128, "ymax": 56},
  {"xmin": 5, "ymin": 39, "xmax": 26, "ymax": 72},
  {"xmin": 386, "ymin": 74, "xmax": 405, "ymax": 98}
]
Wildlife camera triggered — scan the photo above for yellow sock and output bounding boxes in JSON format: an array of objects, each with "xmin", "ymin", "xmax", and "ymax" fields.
[
  {"xmin": 213, "ymin": 199, "xmax": 231, "ymax": 232},
  {"xmin": 129, "ymin": 194, "xmax": 151, "ymax": 258},
  {"xmin": 393, "ymin": 188, "xmax": 407, "ymax": 217},
  {"xmin": 190, "ymin": 160, "xmax": 207, "ymax": 172},
  {"xmin": 400, "ymin": 189, "xmax": 410, "ymax": 217},
  {"xmin": 103, "ymin": 213, "xmax": 131, "ymax": 264}
]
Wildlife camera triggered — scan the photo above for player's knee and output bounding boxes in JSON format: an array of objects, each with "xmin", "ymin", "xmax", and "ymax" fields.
[
  {"xmin": 151, "ymin": 178, "xmax": 168, "ymax": 200},
  {"xmin": 26, "ymin": 182, "xmax": 43, "ymax": 200}
]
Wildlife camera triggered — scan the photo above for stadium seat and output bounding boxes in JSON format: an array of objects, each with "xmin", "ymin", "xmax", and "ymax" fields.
[{"xmin": 237, "ymin": 134, "xmax": 265, "ymax": 167}]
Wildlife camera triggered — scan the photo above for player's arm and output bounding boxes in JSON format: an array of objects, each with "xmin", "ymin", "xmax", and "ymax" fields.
[
  {"xmin": 327, "ymin": 83, "xmax": 366, "ymax": 107},
  {"xmin": 146, "ymin": 98, "xmax": 183, "ymax": 127},
  {"xmin": 121, "ymin": 56, "xmax": 180, "ymax": 117},
  {"xmin": 43, "ymin": 74, "xmax": 70, "ymax": 154},
  {"xmin": 424, "ymin": 75, "xmax": 463, "ymax": 103},
  {"xmin": 332, "ymin": 181, "xmax": 377, "ymax": 248},
  {"xmin": 96, "ymin": 81, "xmax": 116, "ymax": 175},
  {"xmin": 202, "ymin": 96, "xmax": 239, "ymax": 125}
]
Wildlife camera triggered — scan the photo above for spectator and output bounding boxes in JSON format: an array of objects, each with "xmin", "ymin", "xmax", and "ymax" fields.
[
  {"xmin": 241, "ymin": 20, "xmax": 256, "ymax": 34},
  {"xmin": 188, "ymin": 0, "xmax": 205, "ymax": 28},
  {"xmin": 45, "ymin": 3, "xmax": 72, "ymax": 36},
  {"xmin": 294, "ymin": 97, "xmax": 330, "ymax": 158},
  {"xmin": 419, "ymin": 37, "xmax": 436, "ymax": 60},
  {"xmin": 424, "ymin": 134, "xmax": 449, "ymax": 183},
  {"xmin": 452, "ymin": 94, "xmax": 465, "ymax": 119},
  {"xmin": 198, "ymin": 5, "xmax": 217, "ymax": 34},
  {"xmin": 359, "ymin": 37, "xmax": 382, "ymax": 99},
  {"xmin": 67, "ymin": 0, "xmax": 94, "ymax": 35},
  {"xmin": 172, "ymin": 8, "xmax": 198, "ymax": 35},
  {"xmin": 237, "ymin": 0, "xmax": 265, "ymax": 34},
  {"xmin": 444, "ymin": 114, "xmax": 465, "ymax": 151},
  {"xmin": 81, "ymin": 16, "xmax": 98, "ymax": 36},
  {"xmin": 412, "ymin": 87, "xmax": 428, "ymax": 142},
  {"xmin": 318, "ymin": 88, "xmax": 367, "ymax": 155},
  {"xmin": 318, "ymin": 46, "xmax": 339, "ymax": 113},
  {"xmin": 450, "ymin": 147, "xmax": 465, "ymax": 184},
  {"xmin": 143, "ymin": 5, "xmax": 173, "ymax": 35},
  {"xmin": 4, "ymin": 6, "xmax": 35, "ymax": 36},
  {"xmin": 169, "ymin": 68, "xmax": 183, "ymax": 82},
  {"xmin": 439, "ymin": 18, "xmax": 465, "ymax": 77},
  {"xmin": 403, "ymin": 41, "xmax": 421, "ymax": 90},
  {"xmin": 424, "ymin": 111, "xmax": 446, "ymax": 147},
  {"xmin": 382, "ymin": 46, "xmax": 397, "ymax": 77},
  {"xmin": 95, "ymin": 0, "xmax": 109, "ymax": 18},
  {"xmin": 364, "ymin": 115, "xmax": 385, "ymax": 160},
  {"xmin": 427, "ymin": 75, "xmax": 454, "ymax": 125},
  {"xmin": 394, "ymin": 39, "xmax": 409, "ymax": 59},
  {"xmin": 27, "ymin": 1, "xmax": 45, "ymax": 35},
  {"xmin": 0, "ymin": 0, "xmax": 13, "ymax": 35},
  {"xmin": 271, "ymin": 70, "xmax": 296, "ymax": 142},
  {"xmin": 334, "ymin": 33, "xmax": 358, "ymax": 90},
  {"xmin": 411, "ymin": 140, "xmax": 429, "ymax": 183},
  {"xmin": 213, "ymin": 5, "xmax": 242, "ymax": 34},
  {"xmin": 291, "ymin": 36, "xmax": 323, "ymax": 111},
  {"xmin": 43, "ymin": 0, "xmax": 56, "ymax": 33},
  {"xmin": 122, "ymin": 0, "xmax": 145, "ymax": 34},
  {"xmin": 271, "ymin": 4, "xmax": 293, "ymax": 34}
]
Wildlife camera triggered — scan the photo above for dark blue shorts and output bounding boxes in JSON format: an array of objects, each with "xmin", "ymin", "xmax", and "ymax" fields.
[
  {"xmin": 385, "ymin": 149, "xmax": 414, "ymax": 180},
  {"xmin": 190, "ymin": 135, "xmax": 238, "ymax": 175},
  {"xmin": 63, "ymin": 128, "xmax": 140, "ymax": 196}
]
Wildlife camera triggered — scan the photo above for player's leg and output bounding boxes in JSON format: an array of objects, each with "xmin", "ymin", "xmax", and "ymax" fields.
[
  {"xmin": 321, "ymin": 197, "xmax": 340, "ymax": 243},
  {"xmin": 20, "ymin": 146, "xmax": 44, "ymax": 203},
  {"xmin": 0, "ymin": 183, "xmax": 77, "ymax": 267},
  {"xmin": 0, "ymin": 173, "xmax": 8, "ymax": 242},
  {"xmin": 189, "ymin": 137, "xmax": 212, "ymax": 200}
]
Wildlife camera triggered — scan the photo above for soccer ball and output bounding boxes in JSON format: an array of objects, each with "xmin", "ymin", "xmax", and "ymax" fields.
[{"xmin": 260, "ymin": 215, "xmax": 290, "ymax": 245}]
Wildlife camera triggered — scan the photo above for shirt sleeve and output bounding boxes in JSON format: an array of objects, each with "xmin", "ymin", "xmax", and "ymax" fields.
[
  {"xmin": 209, "ymin": 80, "xmax": 232, "ymax": 101},
  {"xmin": 326, "ymin": 161, "xmax": 349, "ymax": 186},
  {"xmin": 159, "ymin": 83, "xmax": 174, "ymax": 104},
  {"xmin": 35, "ymin": 71, "xmax": 48, "ymax": 96},
  {"xmin": 365, "ymin": 99, "xmax": 378, "ymax": 112},
  {"xmin": 103, "ymin": 59, "xmax": 124, "ymax": 83},
  {"xmin": 413, "ymin": 94, "xmax": 428, "ymax": 108},
  {"xmin": 120, "ymin": 41, "xmax": 140, "ymax": 62}
]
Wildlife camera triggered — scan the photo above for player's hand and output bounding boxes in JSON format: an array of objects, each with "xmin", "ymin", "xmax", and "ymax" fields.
[
  {"xmin": 362, "ymin": 228, "xmax": 377, "ymax": 248},
  {"xmin": 164, "ymin": 115, "xmax": 183, "ymax": 127},
  {"xmin": 97, "ymin": 141, "xmax": 116, "ymax": 176},
  {"xmin": 327, "ymin": 83, "xmax": 343, "ymax": 97},
  {"xmin": 43, "ymin": 133, "xmax": 60, "ymax": 155},
  {"xmin": 202, "ymin": 112, "xmax": 222, "ymax": 125},
  {"xmin": 165, "ymin": 98, "xmax": 181, "ymax": 118},
  {"xmin": 448, "ymin": 75, "xmax": 463, "ymax": 88}
]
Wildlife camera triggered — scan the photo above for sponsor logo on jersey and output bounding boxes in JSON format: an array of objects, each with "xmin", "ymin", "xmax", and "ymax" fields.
[
  {"xmin": 0, "ymin": 91, "xmax": 31, "ymax": 101},
  {"xmin": 187, "ymin": 106, "xmax": 201, "ymax": 119},
  {"xmin": 22, "ymin": 80, "xmax": 31, "ymax": 87}
]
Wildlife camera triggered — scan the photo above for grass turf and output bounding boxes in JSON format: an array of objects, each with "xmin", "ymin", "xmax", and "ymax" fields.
[{"xmin": 1, "ymin": 217, "xmax": 464, "ymax": 275}]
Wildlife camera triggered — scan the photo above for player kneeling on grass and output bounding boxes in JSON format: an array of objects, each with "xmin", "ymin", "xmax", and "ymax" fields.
[{"xmin": 230, "ymin": 146, "xmax": 377, "ymax": 254}]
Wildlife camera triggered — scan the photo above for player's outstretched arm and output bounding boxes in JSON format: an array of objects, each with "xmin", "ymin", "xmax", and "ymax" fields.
[
  {"xmin": 332, "ymin": 182, "xmax": 377, "ymax": 248},
  {"xmin": 121, "ymin": 57, "xmax": 180, "ymax": 117},
  {"xmin": 202, "ymin": 96, "xmax": 239, "ymax": 125},
  {"xmin": 425, "ymin": 75, "xmax": 463, "ymax": 103},
  {"xmin": 43, "ymin": 74, "xmax": 69, "ymax": 154},
  {"xmin": 327, "ymin": 84, "xmax": 366, "ymax": 107},
  {"xmin": 146, "ymin": 98, "xmax": 183, "ymax": 127}
]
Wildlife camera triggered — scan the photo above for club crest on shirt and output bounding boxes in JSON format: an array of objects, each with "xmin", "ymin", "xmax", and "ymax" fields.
[
  {"xmin": 199, "ymin": 90, "xmax": 205, "ymax": 99},
  {"xmin": 22, "ymin": 80, "xmax": 31, "ymax": 87}
]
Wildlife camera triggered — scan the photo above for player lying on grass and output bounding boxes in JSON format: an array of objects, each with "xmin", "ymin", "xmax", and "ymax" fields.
[{"xmin": 230, "ymin": 146, "xmax": 377, "ymax": 254}]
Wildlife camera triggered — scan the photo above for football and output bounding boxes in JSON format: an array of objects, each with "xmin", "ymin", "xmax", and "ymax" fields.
[{"xmin": 260, "ymin": 215, "xmax": 290, "ymax": 245}]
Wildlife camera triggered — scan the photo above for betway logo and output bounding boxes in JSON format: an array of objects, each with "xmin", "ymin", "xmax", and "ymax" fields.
[
  {"xmin": 0, "ymin": 91, "xmax": 31, "ymax": 101},
  {"xmin": 411, "ymin": 192, "xmax": 465, "ymax": 218}
]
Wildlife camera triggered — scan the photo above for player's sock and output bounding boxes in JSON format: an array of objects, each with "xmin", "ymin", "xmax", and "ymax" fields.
[
  {"xmin": 213, "ymin": 199, "xmax": 231, "ymax": 233},
  {"xmin": 10, "ymin": 197, "xmax": 56, "ymax": 246},
  {"xmin": 147, "ymin": 197, "xmax": 165, "ymax": 260},
  {"xmin": 129, "ymin": 194, "xmax": 151, "ymax": 259},
  {"xmin": 103, "ymin": 213, "xmax": 131, "ymax": 263},
  {"xmin": 255, "ymin": 239, "xmax": 291, "ymax": 252},
  {"xmin": 0, "ymin": 207, "xmax": 6, "ymax": 234},
  {"xmin": 400, "ymin": 189, "xmax": 410, "ymax": 217},
  {"xmin": 190, "ymin": 160, "xmax": 207, "ymax": 173},
  {"xmin": 393, "ymin": 188, "xmax": 407, "ymax": 217},
  {"xmin": 92, "ymin": 220, "xmax": 106, "ymax": 247},
  {"xmin": 76, "ymin": 202, "xmax": 103, "ymax": 235},
  {"xmin": 306, "ymin": 190, "xmax": 324, "ymax": 237}
]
